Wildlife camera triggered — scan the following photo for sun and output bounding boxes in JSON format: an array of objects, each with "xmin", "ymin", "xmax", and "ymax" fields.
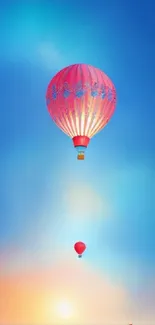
[
  {"xmin": 44, "ymin": 295, "xmax": 77, "ymax": 324},
  {"xmin": 55, "ymin": 299, "xmax": 73, "ymax": 319}
]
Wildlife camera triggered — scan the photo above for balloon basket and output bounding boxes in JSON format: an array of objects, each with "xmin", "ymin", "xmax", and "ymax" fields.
[{"xmin": 77, "ymin": 153, "xmax": 84, "ymax": 160}]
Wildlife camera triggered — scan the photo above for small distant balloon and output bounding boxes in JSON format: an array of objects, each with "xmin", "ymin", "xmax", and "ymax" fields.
[
  {"xmin": 74, "ymin": 241, "xmax": 86, "ymax": 258},
  {"xmin": 46, "ymin": 64, "xmax": 116, "ymax": 160}
]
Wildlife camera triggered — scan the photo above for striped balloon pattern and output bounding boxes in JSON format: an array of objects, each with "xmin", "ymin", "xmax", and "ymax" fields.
[{"xmin": 46, "ymin": 64, "xmax": 116, "ymax": 140}]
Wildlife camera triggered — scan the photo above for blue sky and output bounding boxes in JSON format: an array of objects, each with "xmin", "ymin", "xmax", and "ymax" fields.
[{"xmin": 0, "ymin": 0, "xmax": 155, "ymax": 323}]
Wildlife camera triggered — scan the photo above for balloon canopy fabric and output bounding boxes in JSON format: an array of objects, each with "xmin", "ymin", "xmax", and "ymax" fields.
[
  {"xmin": 46, "ymin": 64, "xmax": 116, "ymax": 159},
  {"xmin": 74, "ymin": 241, "xmax": 86, "ymax": 258}
]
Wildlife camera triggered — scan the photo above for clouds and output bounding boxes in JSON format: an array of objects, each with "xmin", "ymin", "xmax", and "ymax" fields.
[
  {"xmin": 96, "ymin": 163, "xmax": 155, "ymax": 266},
  {"xmin": 63, "ymin": 182, "xmax": 110, "ymax": 220},
  {"xmin": 131, "ymin": 274, "xmax": 155, "ymax": 324},
  {"xmin": 1, "ymin": 243, "xmax": 155, "ymax": 325},
  {"xmin": 0, "ymin": 259, "xmax": 130, "ymax": 325},
  {"xmin": 36, "ymin": 41, "xmax": 65, "ymax": 71},
  {"xmin": 1, "ymin": 257, "xmax": 155, "ymax": 325},
  {"xmin": 0, "ymin": 2, "xmax": 66, "ymax": 72}
]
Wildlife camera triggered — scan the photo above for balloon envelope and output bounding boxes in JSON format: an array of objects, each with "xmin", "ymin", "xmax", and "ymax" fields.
[
  {"xmin": 74, "ymin": 241, "xmax": 86, "ymax": 256},
  {"xmin": 46, "ymin": 64, "xmax": 116, "ymax": 159}
]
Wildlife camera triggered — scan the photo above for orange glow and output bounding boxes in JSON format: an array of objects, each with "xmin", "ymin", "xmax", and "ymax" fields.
[{"xmin": 0, "ymin": 258, "xmax": 131, "ymax": 325}]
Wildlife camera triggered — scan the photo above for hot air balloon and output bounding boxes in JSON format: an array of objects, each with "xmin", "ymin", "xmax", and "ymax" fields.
[
  {"xmin": 46, "ymin": 64, "xmax": 116, "ymax": 160},
  {"xmin": 74, "ymin": 241, "xmax": 86, "ymax": 258}
]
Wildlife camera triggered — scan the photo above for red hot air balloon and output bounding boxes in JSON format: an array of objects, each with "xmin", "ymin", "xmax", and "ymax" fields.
[
  {"xmin": 74, "ymin": 241, "xmax": 86, "ymax": 258},
  {"xmin": 46, "ymin": 64, "xmax": 116, "ymax": 160}
]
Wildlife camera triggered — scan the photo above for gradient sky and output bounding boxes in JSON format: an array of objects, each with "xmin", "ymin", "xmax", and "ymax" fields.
[{"xmin": 0, "ymin": 0, "xmax": 155, "ymax": 324}]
